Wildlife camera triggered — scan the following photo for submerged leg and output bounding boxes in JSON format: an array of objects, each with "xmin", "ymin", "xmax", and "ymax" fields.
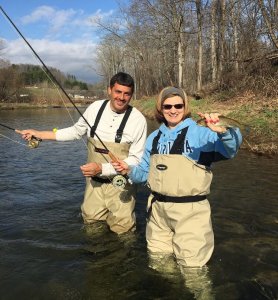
[{"xmin": 180, "ymin": 265, "xmax": 215, "ymax": 300}]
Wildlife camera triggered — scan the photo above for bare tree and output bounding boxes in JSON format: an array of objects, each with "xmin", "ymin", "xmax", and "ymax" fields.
[
  {"xmin": 0, "ymin": 66, "xmax": 24, "ymax": 102},
  {"xmin": 93, "ymin": 0, "xmax": 277, "ymax": 98},
  {"xmin": 210, "ymin": 0, "xmax": 217, "ymax": 84},
  {"xmin": 96, "ymin": 35, "xmax": 127, "ymax": 82},
  {"xmin": 257, "ymin": 0, "xmax": 278, "ymax": 49},
  {"xmin": 230, "ymin": 0, "xmax": 240, "ymax": 72},
  {"xmin": 218, "ymin": 0, "xmax": 226, "ymax": 83},
  {"xmin": 196, "ymin": 0, "xmax": 203, "ymax": 91}
]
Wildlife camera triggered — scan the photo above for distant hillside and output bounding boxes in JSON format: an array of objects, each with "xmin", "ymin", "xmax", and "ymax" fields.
[
  {"xmin": 0, "ymin": 62, "xmax": 107, "ymax": 103},
  {"xmin": 11, "ymin": 63, "xmax": 89, "ymax": 89}
]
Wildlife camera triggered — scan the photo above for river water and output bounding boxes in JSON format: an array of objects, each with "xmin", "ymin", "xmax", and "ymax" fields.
[{"xmin": 0, "ymin": 108, "xmax": 277, "ymax": 300}]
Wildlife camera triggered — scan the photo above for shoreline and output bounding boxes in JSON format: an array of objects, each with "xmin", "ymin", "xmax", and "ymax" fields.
[
  {"xmin": 0, "ymin": 103, "xmax": 87, "ymax": 109},
  {"xmin": 140, "ymin": 113, "xmax": 277, "ymax": 158},
  {"xmin": 131, "ymin": 96, "xmax": 278, "ymax": 157},
  {"xmin": 1, "ymin": 101, "xmax": 277, "ymax": 157}
]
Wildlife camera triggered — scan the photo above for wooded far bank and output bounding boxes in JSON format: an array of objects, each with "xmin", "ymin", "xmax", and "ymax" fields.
[
  {"xmin": 94, "ymin": 0, "xmax": 278, "ymax": 100},
  {"xmin": 0, "ymin": 85, "xmax": 277, "ymax": 157}
]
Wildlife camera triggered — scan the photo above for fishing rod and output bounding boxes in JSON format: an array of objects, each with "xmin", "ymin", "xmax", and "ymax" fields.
[
  {"xmin": 0, "ymin": 122, "xmax": 42, "ymax": 148},
  {"xmin": 0, "ymin": 6, "xmax": 128, "ymax": 187},
  {"xmin": 0, "ymin": 122, "xmax": 16, "ymax": 131},
  {"xmin": 0, "ymin": 6, "xmax": 119, "ymax": 162}
]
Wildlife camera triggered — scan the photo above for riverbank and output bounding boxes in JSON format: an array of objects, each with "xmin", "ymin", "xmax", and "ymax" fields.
[{"xmin": 1, "ymin": 93, "xmax": 277, "ymax": 156}]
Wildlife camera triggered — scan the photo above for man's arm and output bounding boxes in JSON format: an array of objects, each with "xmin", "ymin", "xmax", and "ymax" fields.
[{"xmin": 16, "ymin": 129, "xmax": 56, "ymax": 140}]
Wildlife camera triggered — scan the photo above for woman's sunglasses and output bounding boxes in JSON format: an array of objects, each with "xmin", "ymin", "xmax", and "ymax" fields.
[{"xmin": 162, "ymin": 104, "xmax": 184, "ymax": 110}]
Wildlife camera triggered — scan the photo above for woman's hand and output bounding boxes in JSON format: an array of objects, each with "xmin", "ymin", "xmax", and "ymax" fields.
[
  {"xmin": 111, "ymin": 160, "xmax": 130, "ymax": 173},
  {"xmin": 197, "ymin": 112, "xmax": 227, "ymax": 134}
]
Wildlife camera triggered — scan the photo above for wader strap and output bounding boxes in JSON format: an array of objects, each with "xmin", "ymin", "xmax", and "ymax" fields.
[
  {"xmin": 147, "ymin": 192, "xmax": 207, "ymax": 220},
  {"xmin": 150, "ymin": 131, "xmax": 162, "ymax": 155},
  {"xmin": 170, "ymin": 127, "xmax": 189, "ymax": 154},
  {"xmin": 90, "ymin": 100, "xmax": 109, "ymax": 137},
  {"xmin": 115, "ymin": 105, "xmax": 133, "ymax": 143},
  {"xmin": 150, "ymin": 127, "xmax": 189, "ymax": 155},
  {"xmin": 90, "ymin": 100, "xmax": 133, "ymax": 144},
  {"xmin": 92, "ymin": 176, "xmax": 111, "ymax": 184}
]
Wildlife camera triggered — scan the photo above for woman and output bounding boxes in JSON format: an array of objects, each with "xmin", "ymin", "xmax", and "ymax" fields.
[{"xmin": 113, "ymin": 86, "xmax": 242, "ymax": 268}]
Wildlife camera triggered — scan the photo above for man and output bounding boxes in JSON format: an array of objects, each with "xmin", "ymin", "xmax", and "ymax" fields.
[{"xmin": 18, "ymin": 72, "xmax": 147, "ymax": 234}]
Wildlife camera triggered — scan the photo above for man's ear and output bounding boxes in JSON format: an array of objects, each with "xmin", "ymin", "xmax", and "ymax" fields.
[{"xmin": 108, "ymin": 87, "xmax": 111, "ymax": 96}]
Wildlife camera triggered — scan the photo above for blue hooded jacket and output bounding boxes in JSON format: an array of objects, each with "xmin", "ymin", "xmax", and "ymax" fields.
[{"xmin": 129, "ymin": 118, "xmax": 242, "ymax": 183}]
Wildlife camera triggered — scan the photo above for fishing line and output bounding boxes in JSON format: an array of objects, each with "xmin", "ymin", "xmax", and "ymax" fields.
[
  {"xmin": 0, "ymin": 6, "xmax": 126, "ymax": 187},
  {"xmin": 0, "ymin": 132, "xmax": 28, "ymax": 147},
  {"xmin": 0, "ymin": 6, "xmax": 112, "ymax": 155},
  {"xmin": 34, "ymin": 60, "xmax": 114, "ymax": 168},
  {"xmin": 0, "ymin": 6, "xmax": 78, "ymax": 138},
  {"xmin": 35, "ymin": 64, "xmax": 89, "ymax": 150},
  {"xmin": 0, "ymin": 123, "xmax": 42, "ymax": 148}
]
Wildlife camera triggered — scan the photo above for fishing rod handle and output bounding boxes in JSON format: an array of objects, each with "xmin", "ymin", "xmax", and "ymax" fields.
[
  {"xmin": 108, "ymin": 151, "xmax": 120, "ymax": 163},
  {"xmin": 108, "ymin": 152, "xmax": 128, "ymax": 176}
]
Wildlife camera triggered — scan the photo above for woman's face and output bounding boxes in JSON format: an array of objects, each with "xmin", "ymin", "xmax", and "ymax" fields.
[{"xmin": 162, "ymin": 96, "xmax": 185, "ymax": 128}]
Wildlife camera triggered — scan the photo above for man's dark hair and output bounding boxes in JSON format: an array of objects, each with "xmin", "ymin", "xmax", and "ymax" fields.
[{"xmin": 110, "ymin": 72, "xmax": 134, "ymax": 93}]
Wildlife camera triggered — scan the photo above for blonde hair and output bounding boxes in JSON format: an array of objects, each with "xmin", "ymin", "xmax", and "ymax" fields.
[{"xmin": 155, "ymin": 86, "xmax": 191, "ymax": 124}]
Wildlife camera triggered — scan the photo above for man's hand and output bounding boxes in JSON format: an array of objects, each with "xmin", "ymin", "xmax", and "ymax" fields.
[
  {"xmin": 16, "ymin": 129, "xmax": 41, "ymax": 140},
  {"xmin": 80, "ymin": 162, "xmax": 102, "ymax": 177}
]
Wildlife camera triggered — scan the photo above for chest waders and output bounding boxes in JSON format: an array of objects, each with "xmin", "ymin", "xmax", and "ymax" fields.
[
  {"xmin": 147, "ymin": 127, "xmax": 213, "ymax": 216},
  {"xmin": 145, "ymin": 127, "xmax": 214, "ymax": 267},
  {"xmin": 87, "ymin": 100, "xmax": 133, "ymax": 186},
  {"xmin": 82, "ymin": 100, "xmax": 136, "ymax": 234}
]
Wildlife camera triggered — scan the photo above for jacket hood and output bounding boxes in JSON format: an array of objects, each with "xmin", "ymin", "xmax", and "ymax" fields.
[{"xmin": 159, "ymin": 118, "xmax": 195, "ymax": 136}]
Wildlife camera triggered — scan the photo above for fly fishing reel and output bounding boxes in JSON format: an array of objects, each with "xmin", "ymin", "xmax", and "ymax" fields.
[
  {"xmin": 112, "ymin": 175, "xmax": 127, "ymax": 189},
  {"xmin": 28, "ymin": 136, "xmax": 42, "ymax": 149}
]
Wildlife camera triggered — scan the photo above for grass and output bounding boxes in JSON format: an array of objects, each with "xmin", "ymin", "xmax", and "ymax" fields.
[
  {"xmin": 132, "ymin": 97, "xmax": 156, "ymax": 119},
  {"xmin": 1, "ymin": 88, "xmax": 277, "ymax": 156},
  {"xmin": 132, "ymin": 93, "xmax": 278, "ymax": 156}
]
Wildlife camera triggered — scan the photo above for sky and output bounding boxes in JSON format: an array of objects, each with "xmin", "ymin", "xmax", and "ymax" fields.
[{"xmin": 0, "ymin": 0, "xmax": 122, "ymax": 83}]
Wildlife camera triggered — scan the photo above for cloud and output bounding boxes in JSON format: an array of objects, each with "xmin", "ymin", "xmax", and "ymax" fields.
[
  {"xmin": 0, "ymin": 5, "xmax": 117, "ymax": 83},
  {"xmin": 20, "ymin": 6, "xmax": 115, "ymax": 40},
  {"xmin": 73, "ymin": 9, "xmax": 114, "ymax": 27},
  {"xmin": 21, "ymin": 6, "xmax": 56, "ymax": 23},
  {"xmin": 1, "ymin": 38, "xmax": 101, "ymax": 83},
  {"xmin": 21, "ymin": 6, "xmax": 77, "ymax": 34}
]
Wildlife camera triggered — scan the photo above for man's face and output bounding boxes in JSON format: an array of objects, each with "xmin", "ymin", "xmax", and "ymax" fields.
[{"xmin": 108, "ymin": 83, "xmax": 133, "ymax": 113}]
